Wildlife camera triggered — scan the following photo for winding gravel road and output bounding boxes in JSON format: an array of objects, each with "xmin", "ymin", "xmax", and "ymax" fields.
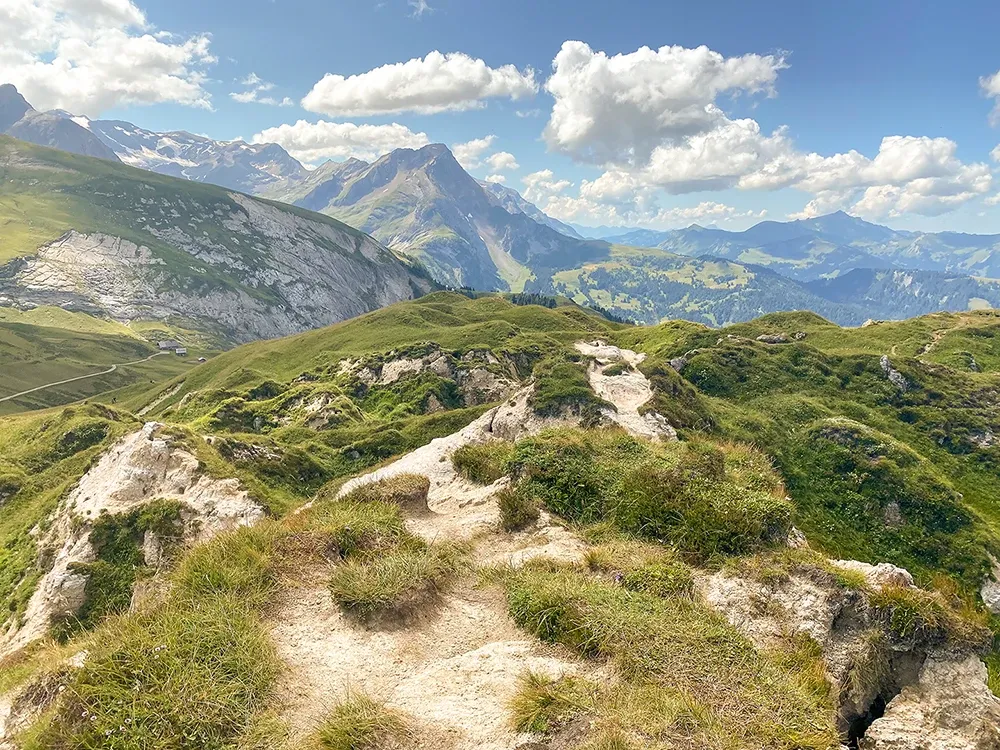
[{"xmin": 0, "ymin": 352, "xmax": 168, "ymax": 404}]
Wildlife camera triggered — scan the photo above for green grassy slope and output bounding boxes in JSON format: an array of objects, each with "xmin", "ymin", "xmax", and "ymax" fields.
[
  {"xmin": 112, "ymin": 294, "xmax": 1000, "ymax": 591},
  {"xmin": 0, "ymin": 307, "xmax": 212, "ymax": 414}
]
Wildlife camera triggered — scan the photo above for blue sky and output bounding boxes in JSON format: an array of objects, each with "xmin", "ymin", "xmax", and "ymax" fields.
[{"xmin": 3, "ymin": 0, "xmax": 1000, "ymax": 232}]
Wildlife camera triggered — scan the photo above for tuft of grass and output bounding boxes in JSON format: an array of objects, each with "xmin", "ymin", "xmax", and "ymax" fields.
[
  {"xmin": 340, "ymin": 473, "xmax": 431, "ymax": 513},
  {"xmin": 452, "ymin": 441, "xmax": 514, "ymax": 485},
  {"xmin": 312, "ymin": 693, "xmax": 408, "ymax": 750},
  {"xmin": 530, "ymin": 357, "xmax": 611, "ymax": 421},
  {"xmin": 509, "ymin": 671, "xmax": 595, "ymax": 734},
  {"xmin": 585, "ymin": 541, "xmax": 694, "ymax": 598},
  {"xmin": 328, "ymin": 542, "xmax": 465, "ymax": 619},
  {"xmin": 868, "ymin": 584, "xmax": 992, "ymax": 652},
  {"xmin": 308, "ymin": 500, "xmax": 412, "ymax": 559},
  {"xmin": 497, "ymin": 486, "xmax": 540, "ymax": 532}
]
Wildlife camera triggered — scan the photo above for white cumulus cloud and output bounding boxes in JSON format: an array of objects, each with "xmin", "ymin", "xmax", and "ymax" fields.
[
  {"xmin": 0, "ymin": 0, "xmax": 216, "ymax": 115},
  {"xmin": 544, "ymin": 40, "xmax": 786, "ymax": 166},
  {"xmin": 253, "ymin": 119, "xmax": 429, "ymax": 165},
  {"xmin": 302, "ymin": 51, "xmax": 538, "ymax": 117},
  {"xmin": 486, "ymin": 151, "xmax": 519, "ymax": 171},
  {"xmin": 521, "ymin": 169, "xmax": 572, "ymax": 204},
  {"xmin": 452, "ymin": 135, "xmax": 495, "ymax": 169},
  {"xmin": 484, "ymin": 174, "xmax": 506, "ymax": 184},
  {"xmin": 230, "ymin": 72, "xmax": 292, "ymax": 107},
  {"xmin": 537, "ymin": 41, "xmax": 992, "ymax": 223}
]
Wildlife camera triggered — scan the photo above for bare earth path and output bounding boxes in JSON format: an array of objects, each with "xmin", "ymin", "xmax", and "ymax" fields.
[
  {"xmin": 0, "ymin": 352, "xmax": 168, "ymax": 404},
  {"xmin": 269, "ymin": 341, "xmax": 667, "ymax": 747}
]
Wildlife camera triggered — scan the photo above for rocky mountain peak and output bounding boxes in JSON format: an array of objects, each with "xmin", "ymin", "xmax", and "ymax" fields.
[{"xmin": 0, "ymin": 84, "xmax": 33, "ymax": 132}]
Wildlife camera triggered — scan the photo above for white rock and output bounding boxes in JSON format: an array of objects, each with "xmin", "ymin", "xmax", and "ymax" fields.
[{"xmin": 861, "ymin": 655, "xmax": 1000, "ymax": 750}]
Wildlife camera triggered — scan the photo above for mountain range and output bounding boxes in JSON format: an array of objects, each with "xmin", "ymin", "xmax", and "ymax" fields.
[
  {"xmin": 603, "ymin": 211, "xmax": 1000, "ymax": 281},
  {"xmin": 3, "ymin": 83, "xmax": 1000, "ymax": 329}
]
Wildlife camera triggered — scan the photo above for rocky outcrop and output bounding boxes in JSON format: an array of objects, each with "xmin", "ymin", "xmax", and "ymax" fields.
[
  {"xmin": 697, "ymin": 557, "xmax": 995, "ymax": 745},
  {"xmin": 880, "ymin": 355, "xmax": 910, "ymax": 392},
  {"xmin": 358, "ymin": 346, "xmax": 520, "ymax": 408},
  {"xmin": 575, "ymin": 341, "xmax": 677, "ymax": 442},
  {"xmin": 861, "ymin": 655, "xmax": 1000, "ymax": 750},
  {"xmin": 0, "ymin": 423, "xmax": 264, "ymax": 658}
]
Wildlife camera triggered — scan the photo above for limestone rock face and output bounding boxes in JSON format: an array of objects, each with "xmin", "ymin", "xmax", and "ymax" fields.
[
  {"xmin": 574, "ymin": 340, "xmax": 677, "ymax": 442},
  {"xmin": 0, "ymin": 423, "xmax": 265, "ymax": 658},
  {"xmin": 1, "ymin": 187, "xmax": 432, "ymax": 344},
  {"xmin": 860, "ymin": 656, "xmax": 1000, "ymax": 750}
]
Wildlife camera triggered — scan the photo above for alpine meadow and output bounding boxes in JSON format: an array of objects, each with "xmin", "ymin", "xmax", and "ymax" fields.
[{"xmin": 1, "ymin": 2, "xmax": 1000, "ymax": 749}]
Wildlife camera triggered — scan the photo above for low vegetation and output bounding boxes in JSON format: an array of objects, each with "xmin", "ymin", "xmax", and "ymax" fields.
[
  {"xmin": 506, "ymin": 428, "xmax": 790, "ymax": 559},
  {"xmin": 503, "ymin": 563, "xmax": 838, "ymax": 749},
  {"xmin": 451, "ymin": 441, "xmax": 514, "ymax": 485},
  {"xmin": 497, "ymin": 486, "xmax": 540, "ymax": 532},
  {"xmin": 340, "ymin": 474, "xmax": 431, "ymax": 513},
  {"xmin": 310, "ymin": 693, "xmax": 409, "ymax": 750},
  {"xmin": 328, "ymin": 541, "xmax": 464, "ymax": 620},
  {"xmin": 22, "ymin": 523, "xmax": 287, "ymax": 749}
]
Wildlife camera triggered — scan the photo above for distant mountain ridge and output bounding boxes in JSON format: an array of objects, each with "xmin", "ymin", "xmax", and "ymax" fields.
[
  {"xmin": 5, "ymin": 82, "xmax": 1000, "ymax": 329},
  {"xmin": 263, "ymin": 143, "xmax": 607, "ymax": 290},
  {"xmin": 78, "ymin": 117, "xmax": 309, "ymax": 193},
  {"xmin": 603, "ymin": 211, "xmax": 1000, "ymax": 281},
  {"xmin": 0, "ymin": 85, "xmax": 120, "ymax": 162}
]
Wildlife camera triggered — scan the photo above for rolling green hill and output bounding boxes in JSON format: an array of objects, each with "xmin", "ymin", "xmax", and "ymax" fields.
[{"xmin": 111, "ymin": 294, "xmax": 1000, "ymax": 588}]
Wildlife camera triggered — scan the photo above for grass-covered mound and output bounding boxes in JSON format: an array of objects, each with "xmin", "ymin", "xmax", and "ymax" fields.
[
  {"xmin": 506, "ymin": 428, "xmax": 791, "ymax": 559},
  {"xmin": 20, "ymin": 523, "xmax": 287, "ymax": 750},
  {"xmin": 503, "ymin": 562, "xmax": 838, "ymax": 749},
  {"xmin": 308, "ymin": 495, "xmax": 465, "ymax": 620},
  {"xmin": 310, "ymin": 693, "xmax": 409, "ymax": 750},
  {"xmin": 0, "ymin": 405, "xmax": 138, "ymax": 631}
]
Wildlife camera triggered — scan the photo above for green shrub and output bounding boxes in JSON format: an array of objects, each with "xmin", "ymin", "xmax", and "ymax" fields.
[
  {"xmin": 638, "ymin": 360, "xmax": 715, "ymax": 431},
  {"xmin": 341, "ymin": 474, "xmax": 431, "ymax": 512},
  {"xmin": 497, "ymin": 486, "xmax": 540, "ymax": 532},
  {"xmin": 173, "ymin": 524, "xmax": 282, "ymax": 608},
  {"xmin": 585, "ymin": 541, "xmax": 693, "ymax": 598},
  {"xmin": 328, "ymin": 543, "xmax": 464, "ymax": 619},
  {"xmin": 452, "ymin": 441, "xmax": 514, "ymax": 484},
  {"xmin": 602, "ymin": 362, "xmax": 632, "ymax": 377},
  {"xmin": 313, "ymin": 693, "xmax": 408, "ymax": 750}
]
